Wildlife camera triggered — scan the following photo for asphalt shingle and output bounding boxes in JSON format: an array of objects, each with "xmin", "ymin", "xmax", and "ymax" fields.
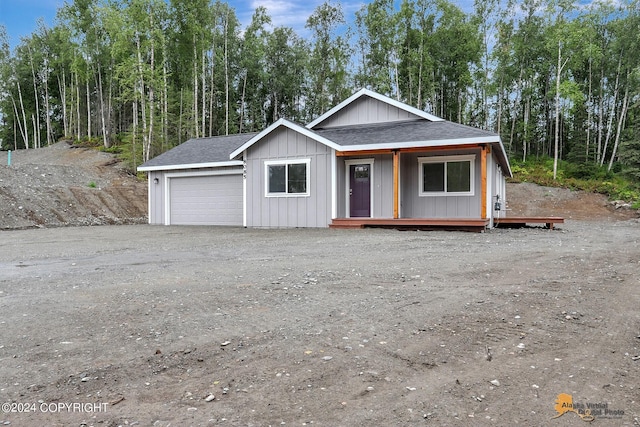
[
  {"xmin": 314, "ymin": 119, "xmax": 498, "ymax": 146},
  {"xmin": 139, "ymin": 133, "xmax": 257, "ymax": 168}
]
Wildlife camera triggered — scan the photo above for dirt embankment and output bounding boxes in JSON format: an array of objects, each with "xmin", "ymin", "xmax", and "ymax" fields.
[{"xmin": 0, "ymin": 142, "xmax": 148, "ymax": 229}]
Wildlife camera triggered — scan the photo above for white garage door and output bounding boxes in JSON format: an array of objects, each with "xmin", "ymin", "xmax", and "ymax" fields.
[{"xmin": 168, "ymin": 173, "xmax": 243, "ymax": 225}]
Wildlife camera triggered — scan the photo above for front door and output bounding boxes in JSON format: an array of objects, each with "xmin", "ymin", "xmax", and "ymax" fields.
[{"xmin": 349, "ymin": 164, "xmax": 371, "ymax": 217}]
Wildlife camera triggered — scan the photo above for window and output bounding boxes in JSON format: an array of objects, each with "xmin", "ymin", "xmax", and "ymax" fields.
[
  {"xmin": 265, "ymin": 159, "xmax": 310, "ymax": 197},
  {"xmin": 419, "ymin": 155, "xmax": 475, "ymax": 196}
]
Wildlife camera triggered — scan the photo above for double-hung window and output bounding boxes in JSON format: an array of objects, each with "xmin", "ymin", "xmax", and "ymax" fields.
[
  {"xmin": 265, "ymin": 159, "xmax": 310, "ymax": 197},
  {"xmin": 419, "ymin": 155, "xmax": 475, "ymax": 196}
]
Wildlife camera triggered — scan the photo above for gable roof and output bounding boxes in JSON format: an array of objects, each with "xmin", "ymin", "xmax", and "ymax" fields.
[
  {"xmin": 137, "ymin": 133, "xmax": 255, "ymax": 172},
  {"xmin": 229, "ymin": 118, "xmax": 342, "ymax": 159},
  {"xmin": 306, "ymin": 88, "xmax": 444, "ymax": 129}
]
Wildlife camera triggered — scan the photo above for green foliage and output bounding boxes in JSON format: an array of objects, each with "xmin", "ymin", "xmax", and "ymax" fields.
[
  {"xmin": 88, "ymin": 181, "xmax": 97, "ymax": 188},
  {"xmin": 510, "ymin": 157, "xmax": 640, "ymax": 205}
]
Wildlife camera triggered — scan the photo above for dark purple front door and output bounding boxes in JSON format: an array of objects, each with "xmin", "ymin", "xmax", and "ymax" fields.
[{"xmin": 349, "ymin": 164, "xmax": 371, "ymax": 217}]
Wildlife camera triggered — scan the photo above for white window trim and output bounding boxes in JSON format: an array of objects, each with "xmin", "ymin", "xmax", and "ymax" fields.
[
  {"xmin": 418, "ymin": 154, "xmax": 475, "ymax": 197},
  {"xmin": 264, "ymin": 158, "xmax": 311, "ymax": 198},
  {"xmin": 344, "ymin": 158, "xmax": 374, "ymax": 218}
]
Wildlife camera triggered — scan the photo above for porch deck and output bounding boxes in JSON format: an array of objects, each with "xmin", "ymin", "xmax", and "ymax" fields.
[
  {"xmin": 494, "ymin": 216, "xmax": 565, "ymax": 229},
  {"xmin": 330, "ymin": 218, "xmax": 490, "ymax": 232}
]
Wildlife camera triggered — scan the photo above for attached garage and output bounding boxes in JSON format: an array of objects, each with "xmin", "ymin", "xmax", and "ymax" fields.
[{"xmin": 166, "ymin": 171, "xmax": 243, "ymax": 225}]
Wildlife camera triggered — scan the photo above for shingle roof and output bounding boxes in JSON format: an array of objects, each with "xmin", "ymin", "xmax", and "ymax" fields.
[
  {"xmin": 314, "ymin": 119, "xmax": 498, "ymax": 146},
  {"xmin": 138, "ymin": 133, "xmax": 257, "ymax": 171}
]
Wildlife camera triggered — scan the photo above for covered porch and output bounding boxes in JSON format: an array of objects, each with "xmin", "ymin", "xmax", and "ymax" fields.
[{"xmin": 332, "ymin": 143, "xmax": 500, "ymax": 229}]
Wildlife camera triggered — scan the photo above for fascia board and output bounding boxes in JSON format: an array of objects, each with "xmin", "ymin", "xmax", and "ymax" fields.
[{"xmin": 137, "ymin": 160, "xmax": 243, "ymax": 172}]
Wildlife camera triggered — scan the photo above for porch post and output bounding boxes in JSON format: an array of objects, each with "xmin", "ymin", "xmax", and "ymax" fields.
[
  {"xmin": 393, "ymin": 150, "xmax": 400, "ymax": 219},
  {"xmin": 480, "ymin": 146, "xmax": 487, "ymax": 219}
]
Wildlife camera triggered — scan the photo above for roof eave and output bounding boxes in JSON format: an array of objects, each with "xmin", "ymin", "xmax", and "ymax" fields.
[
  {"xmin": 335, "ymin": 136, "xmax": 500, "ymax": 152},
  {"xmin": 137, "ymin": 160, "xmax": 244, "ymax": 172}
]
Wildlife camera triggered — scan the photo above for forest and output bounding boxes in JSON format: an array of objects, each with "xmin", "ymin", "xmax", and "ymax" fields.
[{"xmin": 0, "ymin": 0, "xmax": 639, "ymax": 185}]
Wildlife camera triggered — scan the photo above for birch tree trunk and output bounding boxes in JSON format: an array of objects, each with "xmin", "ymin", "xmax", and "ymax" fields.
[
  {"xmin": 193, "ymin": 36, "xmax": 198, "ymax": 138},
  {"xmin": 96, "ymin": 63, "xmax": 109, "ymax": 148},
  {"xmin": 10, "ymin": 94, "xmax": 27, "ymax": 148},
  {"xmin": 86, "ymin": 79, "xmax": 91, "ymax": 138},
  {"xmin": 607, "ymin": 79, "xmax": 629, "ymax": 171},
  {"xmin": 15, "ymin": 73, "xmax": 29, "ymax": 149},
  {"xmin": 224, "ymin": 10, "xmax": 229, "ymax": 135},
  {"xmin": 600, "ymin": 55, "xmax": 622, "ymax": 167},
  {"xmin": 57, "ymin": 71, "xmax": 69, "ymax": 137},
  {"xmin": 553, "ymin": 41, "xmax": 569, "ymax": 180},
  {"xmin": 146, "ymin": 36, "xmax": 155, "ymax": 162},
  {"xmin": 28, "ymin": 45, "xmax": 41, "ymax": 148}
]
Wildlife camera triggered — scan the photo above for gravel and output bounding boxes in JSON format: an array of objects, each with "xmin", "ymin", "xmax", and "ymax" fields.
[{"xmin": 0, "ymin": 221, "xmax": 639, "ymax": 426}]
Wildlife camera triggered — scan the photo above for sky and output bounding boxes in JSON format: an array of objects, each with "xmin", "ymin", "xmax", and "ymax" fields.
[{"xmin": 0, "ymin": 0, "xmax": 369, "ymax": 51}]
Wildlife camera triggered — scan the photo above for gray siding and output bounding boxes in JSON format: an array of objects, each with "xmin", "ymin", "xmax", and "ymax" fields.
[
  {"xmin": 246, "ymin": 127, "xmax": 333, "ymax": 228},
  {"xmin": 316, "ymin": 96, "xmax": 420, "ymax": 128},
  {"xmin": 400, "ymin": 149, "xmax": 482, "ymax": 218},
  {"xmin": 148, "ymin": 171, "xmax": 165, "ymax": 224}
]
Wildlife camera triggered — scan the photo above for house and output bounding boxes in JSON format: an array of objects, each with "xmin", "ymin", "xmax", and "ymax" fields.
[{"xmin": 138, "ymin": 89, "xmax": 512, "ymax": 229}]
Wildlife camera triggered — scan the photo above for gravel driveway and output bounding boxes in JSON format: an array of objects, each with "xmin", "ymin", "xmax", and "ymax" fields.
[{"xmin": 1, "ymin": 222, "xmax": 639, "ymax": 426}]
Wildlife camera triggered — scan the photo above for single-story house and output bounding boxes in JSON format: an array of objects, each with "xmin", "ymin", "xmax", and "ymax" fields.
[{"xmin": 138, "ymin": 89, "xmax": 512, "ymax": 229}]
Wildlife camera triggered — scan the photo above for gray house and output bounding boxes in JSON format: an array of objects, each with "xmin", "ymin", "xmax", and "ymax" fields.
[{"xmin": 138, "ymin": 89, "xmax": 512, "ymax": 229}]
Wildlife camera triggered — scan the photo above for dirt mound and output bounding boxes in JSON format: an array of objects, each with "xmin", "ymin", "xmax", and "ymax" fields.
[
  {"xmin": 506, "ymin": 182, "xmax": 638, "ymax": 221},
  {"xmin": 0, "ymin": 142, "xmax": 147, "ymax": 229}
]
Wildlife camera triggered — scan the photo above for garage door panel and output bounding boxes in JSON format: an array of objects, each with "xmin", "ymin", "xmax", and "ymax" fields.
[{"xmin": 169, "ymin": 174, "xmax": 242, "ymax": 225}]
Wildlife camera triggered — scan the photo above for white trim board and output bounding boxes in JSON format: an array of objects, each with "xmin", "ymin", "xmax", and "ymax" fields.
[{"xmin": 138, "ymin": 160, "xmax": 243, "ymax": 172}]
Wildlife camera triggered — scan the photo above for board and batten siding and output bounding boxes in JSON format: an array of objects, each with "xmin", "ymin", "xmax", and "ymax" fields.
[
  {"xmin": 245, "ymin": 127, "xmax": 333, "ymax": 228},
  {"xmin": 148, "ymin": 170, "xmax": 164, "ymax": 224},
  {"xmin": 337, "ymin": 155, "xmax": 394, "ymax": 218},
  {"xmin": 315, "ymin": 96, "xmax": 421, "ymax": 129},
  {"xmin": 400, "ymin": 149, "xmax": 482, "ymax": 218}
]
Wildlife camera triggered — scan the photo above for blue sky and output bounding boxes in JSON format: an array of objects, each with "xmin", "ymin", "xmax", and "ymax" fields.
[
  {"xmin": 0, "ymin": 0, "xmax": 482, "ymax": 51},
  {"xmin": 0, "ymin": 0, "xmax": 364, "ymax": 50}
]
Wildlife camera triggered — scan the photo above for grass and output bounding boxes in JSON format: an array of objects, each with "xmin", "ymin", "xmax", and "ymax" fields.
[{"xmin": 509, "ymin": 157, "xmax": 640, "ymax": 206}]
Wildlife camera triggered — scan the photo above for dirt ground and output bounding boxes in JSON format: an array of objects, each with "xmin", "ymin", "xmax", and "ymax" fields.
[
  {"xmin": 0, "ymin": 142, "xmax": 147, "ymax": 229},
  {"xmin": 1, "ymin": 144, "xmax": 640, "ymax": 426}
]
